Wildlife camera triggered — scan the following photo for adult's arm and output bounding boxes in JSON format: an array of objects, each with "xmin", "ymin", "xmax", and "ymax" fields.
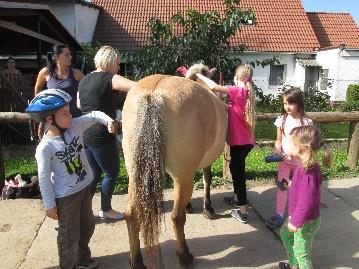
[
  {"xmin": 112, "ymin": 74, "xmax": 136, "ymax": 92},
  {"xmin": 34, "ymin": 67, "xmax": 50, "ymax": 96},
  {"xmin": 73, "ymin": 69, "xmax": 85, "ymax": 82}
]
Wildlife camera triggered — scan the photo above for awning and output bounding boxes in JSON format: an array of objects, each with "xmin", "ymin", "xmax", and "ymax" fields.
[
  {"xmin": 0, "ymin": 1, "xmax": 83, "ymax": 54},
  {"xmin": 297, "ymin": 59, "xmax": 321, "ymax": 67}
]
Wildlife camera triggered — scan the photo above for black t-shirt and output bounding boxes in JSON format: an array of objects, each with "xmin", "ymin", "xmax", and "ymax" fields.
[{"xmin": 79, "ymin": 71, "xmax": 118, "ymax": 147}]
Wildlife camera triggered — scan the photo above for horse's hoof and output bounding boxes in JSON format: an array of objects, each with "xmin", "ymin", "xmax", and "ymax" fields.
[
  {"xmin": 186, "ymin": 203, "xmax": 193, "ymax": 214},
  {"xmin": 202, "ymin": 208, "xmax": 215, "ymax": 219},
  {"xmin": 178, "ymin": 251, "xmax": 194, "ymax": 267}
]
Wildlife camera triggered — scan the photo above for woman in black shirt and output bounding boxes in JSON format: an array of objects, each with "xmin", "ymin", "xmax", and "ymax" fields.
[{"xmin": 79, "ymin": 46, "xmax": 135, "ymax": 220}]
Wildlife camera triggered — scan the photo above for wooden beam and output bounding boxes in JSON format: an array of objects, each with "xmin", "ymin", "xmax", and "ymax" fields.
[
  {"xmin": 0, "ymin": 112, "xmax": 30, "ymax": 123},
  {"xmin": 0, "ymin": 18, "xmax": 61, "ymax": 45},
  {"xmin": 256, "ymin": 112, "xmax": 359, "ymax": 123}
]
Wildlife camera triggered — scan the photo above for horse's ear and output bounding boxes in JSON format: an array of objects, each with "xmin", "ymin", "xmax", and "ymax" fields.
[
  {"xmin": 176, "ymin": 66, "xmax": 188, "ymax": 77},
  {"xmin": 208, "ymin": 67, "xmax": 217, "ymax": 78}
]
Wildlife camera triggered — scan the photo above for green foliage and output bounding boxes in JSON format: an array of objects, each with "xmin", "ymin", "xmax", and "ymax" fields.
[
  {"xmin": 5, "ymin": 146, "xmax": 357, "ymax": 194},
  {"xmin": 80, "ymin": 42, "xmax": 102, "ymax": 74},
  {"xmin": 340, "ymin": 84, "xmax": 359, "ymax": 112},
  {"xmin": 256, "ymin": 86, "xmax": 332, "ymax": 113},
  {"xmin": 122, "ymin": 0, "xmax": 260, "ymax": 79},
  {"xmin": 346, "ymin": 84, "xmax": 359, "ymax": 103}
]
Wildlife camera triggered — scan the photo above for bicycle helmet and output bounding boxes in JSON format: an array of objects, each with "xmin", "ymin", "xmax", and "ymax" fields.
[{"xmin": 26, "ymin": 89, "xmax": 72, "ymax": 123}]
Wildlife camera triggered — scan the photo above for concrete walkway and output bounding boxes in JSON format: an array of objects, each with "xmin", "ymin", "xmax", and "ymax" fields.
[{"xmin": 1, "ymin": 178, "xmax": 358, "ymax": 269}]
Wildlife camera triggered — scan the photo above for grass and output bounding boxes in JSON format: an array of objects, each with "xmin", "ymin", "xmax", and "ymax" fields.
[
  {"xmin": 4, "ymin": 146, "xmax": 358, "ymax": 194},
  {"xmin": 255, "ymin": 122, "xmax": 349, "ymax": 140}
]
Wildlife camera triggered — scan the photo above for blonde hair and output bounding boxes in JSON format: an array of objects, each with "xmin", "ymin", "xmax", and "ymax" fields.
[
  {"xmin": 290, "ymin": 126, "xmax": 332, "ymax": 170},
  {"xmin": 235, "ymin": 64, "xmax": 256, "ymax": 137},
  {"xmin": 94, "ymin": 46, "xmax": 119, "ymax": 72},
  {"xmin": 185, "ymin": 63, "xmax": 209, "ymax": 80}
]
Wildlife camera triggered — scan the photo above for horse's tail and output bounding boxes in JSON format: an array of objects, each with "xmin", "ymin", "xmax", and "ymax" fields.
[{"xmin": 129, "ymin": 92, "xmax": 165, "ymax": 253}]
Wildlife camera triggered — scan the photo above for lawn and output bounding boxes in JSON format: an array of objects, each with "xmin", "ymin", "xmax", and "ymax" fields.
[{"xmin": 4, "ymin": 146, "xmax": 357, "ymax": 194}]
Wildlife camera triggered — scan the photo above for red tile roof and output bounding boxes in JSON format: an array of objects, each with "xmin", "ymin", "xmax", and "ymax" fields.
[
  {"xmin": 307, "ymin": 12, "xmax": 359, "ymax": 49},
  {"xmin": 92, "ymin": 0, "xmax": 320, "ymax": 53}
]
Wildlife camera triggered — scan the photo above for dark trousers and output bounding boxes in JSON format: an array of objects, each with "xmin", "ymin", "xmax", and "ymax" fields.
[
  {"xmin": 56, "ymin": 186, "xmax": 95, "ymax": 269},
  {"xmin": 229, "ymin": 144, "xmax": 254, "ymax": 206},
  {"xmin": 85, "ymin": 140, "xmax": 119, "ymax": 212}
]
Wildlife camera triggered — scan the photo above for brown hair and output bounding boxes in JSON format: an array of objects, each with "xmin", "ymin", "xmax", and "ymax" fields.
[{"xmin": 290, "ymin": 125, "xmax": 332, "ymax": 170}]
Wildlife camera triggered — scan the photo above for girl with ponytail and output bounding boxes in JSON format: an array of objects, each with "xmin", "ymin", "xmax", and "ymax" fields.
[
  {"xmin": 279, "ymin": 125, "xmax": 331, "ymax": 269},
  {"xmin": 196, "ymin": 64, "xmax": 256, "ymax": 223}
]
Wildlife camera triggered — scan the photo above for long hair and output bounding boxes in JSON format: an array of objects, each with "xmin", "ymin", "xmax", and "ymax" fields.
[
  {"xmin": 281, "ymin": 87, "xmax": 307, "ymax": 132},
  {"xmin": 290, "ymin": 125, "xmax": 332, "ymax": 170},
  {"xmin": 127, "ymin": 92, "xmax": 165, "ymax": 266},
  {"xmin": 235, "ymin": 64, "xmax": 256, "ymax": 137},
  {"xmin": 47, "ymin": 44, "xmax": 69, "ymax": 73}
]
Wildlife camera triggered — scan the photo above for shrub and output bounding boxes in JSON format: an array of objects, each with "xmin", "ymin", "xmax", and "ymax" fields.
[
  {"xmin": 340, "ymin": 84, "xmax": 359, "ymax": 112},
  {"xmin": 256, "ymin": 85, "xmax": 332, "ymax": 113}
]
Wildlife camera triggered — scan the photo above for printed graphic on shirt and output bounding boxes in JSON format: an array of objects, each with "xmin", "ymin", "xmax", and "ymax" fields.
[{"xmin": 55, "ymin": 136, "xmax": 87, "ymax": 187}]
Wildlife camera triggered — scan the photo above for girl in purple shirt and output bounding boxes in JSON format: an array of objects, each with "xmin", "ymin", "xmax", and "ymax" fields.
[{"xmin": 279, "ymin": 125, "xmax": 332, "ymax": 269}]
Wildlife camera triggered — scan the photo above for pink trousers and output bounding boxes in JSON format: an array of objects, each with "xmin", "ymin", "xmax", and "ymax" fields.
[{"xmin": 276, "ymin": 162, "xmax": 298, "ymax": 216}]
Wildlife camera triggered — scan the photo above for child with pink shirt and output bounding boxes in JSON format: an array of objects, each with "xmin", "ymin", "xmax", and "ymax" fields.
[
  {"xmin": 197, "ymin": 64, "xmax": 256, "ymax": 223},
  {"xmin": 266, "ymin": 88, "xmax": 313, "ymax": 229}
]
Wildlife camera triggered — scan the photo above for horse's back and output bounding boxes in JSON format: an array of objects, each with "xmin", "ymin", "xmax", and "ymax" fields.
[{"xmin": 122, "ymin": 74, "xmax": 227, "ymax": 176}]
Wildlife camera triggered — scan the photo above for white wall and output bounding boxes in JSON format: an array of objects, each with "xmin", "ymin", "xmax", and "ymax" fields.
[
  {"xmin": 337, "ymin": 50, "xmax": 359, "ymax": 101},
  {"xmin": 47, "ymin": 3, "xmax": 76, "ymax": 38},
  {"xmin": 316, "ymin": 48, "xmax": 359, "ymax": 101},
  {"xmin": 75, "ymin": 4, "xmax": 100, "ymax": 43},
  {"xmin": 240, "ymin": 53, "xmax": 309, "ymax": 96}
]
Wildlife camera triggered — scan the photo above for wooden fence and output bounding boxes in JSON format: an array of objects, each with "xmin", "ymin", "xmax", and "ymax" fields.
[{"xmin": 1, "ymin": 111, "xmax": 359, "ymax": 190}]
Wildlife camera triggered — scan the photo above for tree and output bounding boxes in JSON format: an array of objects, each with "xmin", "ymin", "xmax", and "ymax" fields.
[{"xmin": 123, "ymin": 0, "xmax": 277, "ymax": 80}]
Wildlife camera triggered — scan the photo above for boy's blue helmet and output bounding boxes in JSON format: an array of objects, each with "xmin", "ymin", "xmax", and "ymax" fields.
[{"xmin": 26, "ymin": 89, "xmax": 72, "ymax": 123}]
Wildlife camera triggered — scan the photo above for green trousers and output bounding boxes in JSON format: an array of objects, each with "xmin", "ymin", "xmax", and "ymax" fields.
[{"xmin": 280, "ymin": 218, "xmax": 320, "ymax": 269}]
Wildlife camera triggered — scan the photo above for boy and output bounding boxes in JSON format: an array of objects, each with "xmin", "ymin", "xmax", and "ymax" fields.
[{"xmin": 26, "ymin": 89, "xmax": 116, "ymax": 269}]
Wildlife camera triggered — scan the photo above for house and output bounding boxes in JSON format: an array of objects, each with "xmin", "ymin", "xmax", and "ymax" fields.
[
  {"xmin": 3, "ymin": 0, "xmax": 101, "ymax": 44},
  {"xmin": 90, "ymin": 0, "xmax": 359, "ymax": 101}
]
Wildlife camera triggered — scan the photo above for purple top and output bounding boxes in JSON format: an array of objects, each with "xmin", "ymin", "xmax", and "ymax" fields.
[
  {"xmin": 289, "ymin": 164, "xmax": 323, "ymax": 227},
  {"xmin": 47, "ymin": 68, "xmax": 81, "ymax": 118}
]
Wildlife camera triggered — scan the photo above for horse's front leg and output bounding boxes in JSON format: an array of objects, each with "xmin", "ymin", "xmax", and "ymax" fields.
[
  {"xmin": 125, "ymin": 196, "xmax": 146, "ymax": 269},
  {"xmin": 202, "ymin": 165, "xmax": 215, "ymax": 219},
  {"xmin": 172, "ymin": 179, "xmax": 194, "ymax": 268}
]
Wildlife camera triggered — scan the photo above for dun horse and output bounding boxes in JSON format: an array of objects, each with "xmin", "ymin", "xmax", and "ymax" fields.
[{"xmin": 122, "ymin": 74, "xmax": 227, "ymax": 268}]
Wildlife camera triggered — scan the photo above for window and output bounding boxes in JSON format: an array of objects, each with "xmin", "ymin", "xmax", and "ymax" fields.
[
  {"xmin": 320, "ymin": 69, "xmax": 329, "ymax": 91},
  {"xmin": 269, "ymin": 65, "xmax": 285, "ymax": 86}
]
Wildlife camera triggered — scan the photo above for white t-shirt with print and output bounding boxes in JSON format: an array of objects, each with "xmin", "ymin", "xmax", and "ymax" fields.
[{"xmin": 274, "ymin": 114, "xmax": 313, "ymax": 164}]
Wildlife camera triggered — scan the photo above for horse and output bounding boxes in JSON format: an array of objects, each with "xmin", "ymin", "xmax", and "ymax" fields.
[
  {"xmin": 177, "ymin": 63, "xmax": 219, "ymax": 219},
  {"xmin": 122, "ymin": 74, "xmax": 227, "ymax": 269}
]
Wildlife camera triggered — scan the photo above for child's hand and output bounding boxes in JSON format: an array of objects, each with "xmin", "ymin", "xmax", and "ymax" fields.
[
  {"xmin": 107, "ymin": 119, "xmax": 116, "ymax": 133},
  {"xmin": 273, "ymin": 148, "xmax": 282, "ymax": 155},
  {"xmin": 46, "ymin": 207, "xmax": 58, "ymax": 220},
  {"xmin": 287, "ymin": 221, "xmax": 298, "ymax": 232}
]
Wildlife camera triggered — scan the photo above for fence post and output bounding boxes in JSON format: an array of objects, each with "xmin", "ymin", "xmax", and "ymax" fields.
[
  {"xmin": 0, "ymin": 146, "xmax": 5, "ymax": 192},
  {"xmin": 346, "ymin": 121, "xmax": 359, "ymax": 169}
]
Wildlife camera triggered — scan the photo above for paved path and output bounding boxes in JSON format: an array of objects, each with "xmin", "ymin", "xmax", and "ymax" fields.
[{"xmin": 1, "ymin": 178, "xmax": 358, "ymax": 269}]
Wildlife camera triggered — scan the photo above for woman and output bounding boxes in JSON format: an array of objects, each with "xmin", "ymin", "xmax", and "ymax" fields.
[
  {"xmin": 79, "ymin": 46, "xmax": 136, "ymax": 220},
  {"xmin": 34, "ymin": 44, "xmax": 84, "ymax": 118}
]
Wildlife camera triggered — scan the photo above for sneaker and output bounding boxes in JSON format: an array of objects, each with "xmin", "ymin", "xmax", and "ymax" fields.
[
  {"xmin": 76, "ymin": 259, "xmax": 99, "ymax": 269},
  {"xmin": 98, "ymin": 209, "xmax": 124, "ymax": 220},
  {"xmin": 223, "ymin": 196, "xmax": 240, "ymax": 208},
  {"xmin": 265, "ymin": 213, "xmax": 284, "ymax": 228},
  {"xmin": 231, "ymin": 209, "xmax": 248, "ymax": 223}
]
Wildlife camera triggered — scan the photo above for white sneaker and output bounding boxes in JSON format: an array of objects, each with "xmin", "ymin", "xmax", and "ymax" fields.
[{"xmin": 98, "ymin": 210, "xmax": 124, "ymax": 220}]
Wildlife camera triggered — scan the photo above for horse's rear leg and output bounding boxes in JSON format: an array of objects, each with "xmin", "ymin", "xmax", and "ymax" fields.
[
  {"xmin": 125, "ymin": 201, "xmax": 146, "ymax": 269},
  {"xmin": 202, "ymin": 165, "xmax": 215, "ymax": 219},
  {"xmin": 172, "ymin": 180, "xmax": 194, "ymax": 267}
]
